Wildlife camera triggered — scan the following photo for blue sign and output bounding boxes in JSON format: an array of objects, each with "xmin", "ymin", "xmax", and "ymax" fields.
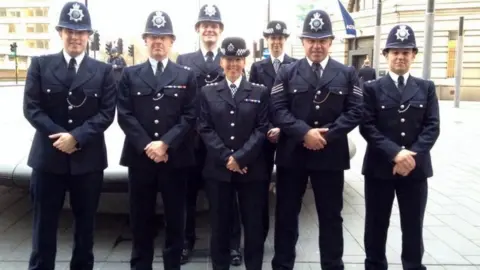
[{"xmin": 262, "ymin": 48, "xmax": 270, "ymax": 59}]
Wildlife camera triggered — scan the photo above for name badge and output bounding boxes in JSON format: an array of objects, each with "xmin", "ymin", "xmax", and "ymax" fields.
[
  {"xmin": 244, "ymin": 98, "xmax": 261, "ymax": 103},
  {"xmin": 165, "ymin": 85, "xmax": 186, "ymax": 89}
]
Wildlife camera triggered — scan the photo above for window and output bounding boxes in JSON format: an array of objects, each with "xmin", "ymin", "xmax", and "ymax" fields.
[
  {"xmin": 0, "ymin": 8, "xmax": 7, "ymax": 17},
  {"xmin": 447, "ymin": 31, "xmax": 458, "ymax": 78},
  {"xmin": 8, "ymin": 11, "xmax": 21, "ymax": 17},
  {"xmin": 26, "ymin": 40, "xmax": 36, "ymax": 48},
  {"xmin": 8, "ymin": 24, "xmax": 16, "ymax": 33},
  {"xmin": 26, "ymin": 23, "xmax": 48, "ymax": 33},
  {"xmin": 36, "ymin": 40, "xmax": 49, "ymax": 49}
]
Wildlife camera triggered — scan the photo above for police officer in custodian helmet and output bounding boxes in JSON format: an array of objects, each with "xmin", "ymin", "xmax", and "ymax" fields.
[
  {"xmin": 359, "ymin": 24, "xmax": 440, "ymax": 270},
  {"xmin": 23, "ymin": 1, "xmax": 117, "ymax": 269},
  {"xmin": 198, "ymin": 37, "xmax": 270, "ymax": 270},
  {"xmin": 269, "ymin": 9, "xmax": 363, "ymax": 270},
  {"xmin": 116, "ymin": 10, "xmax": 197, "ymax": 270}
]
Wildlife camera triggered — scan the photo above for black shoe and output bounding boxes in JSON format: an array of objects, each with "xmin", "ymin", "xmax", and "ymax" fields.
[
  {"xmin": 180, "ymin": 248, "xmax": 192, "ymax": 265},
  {"xmin": 230, "ymin": 249, "xmax": 242, "ymax": 266}
]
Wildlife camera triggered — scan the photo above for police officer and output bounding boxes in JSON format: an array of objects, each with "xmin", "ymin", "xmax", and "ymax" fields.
[
  {"xmin": 269, "ymin": 10, "xmax": 363, "ymax": 270},
  {"xmin": 359, "ymin": 24, "xmax": 440, "ymax": 270},
  {"xmin": 198, "ymin": 37, "xmax": 270, "ymax": 270},
  {"xmin": 116, "ymin": 10, "xmax": 197, "ymax": 270},
  {"xmin": 108, "ymin": 48, "xmax": 127, "ymax": 82},
  {"xmin": 22, "ymin": 2, "xmax": 117, "ymax": 269},
  {"xmin": 249, "ymin": 20, "xmax": 297, "ymax": 240},
  {"xmin": 176, "ymin": 4, "xmax": 243, "ymax": 265}
]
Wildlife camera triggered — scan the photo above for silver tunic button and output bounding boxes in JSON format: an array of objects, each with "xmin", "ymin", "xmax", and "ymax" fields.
[
  {"xmin": 231, "ymin": 149, "xmax": 234, "ymax": 152},
  {"xmin": 339, "ymin": 91, "xmax": 343, "ymax": 94},
  {"xmin": 94, "ymin": 93, "xmax": 98, "ymax": 97},
  {"xmin": 419, "ymin": 104, "xmax": 423, "ymax": 108},
  {"xmin": 207, "ymin": 75, "xmax": 211, "ymax": 78},
  {"xmin": 154, "ymin": 120, "xmax": 159, "ymax": 124},
  {"xmin": 401, "ymin": 146, "xmax": 406, "ymax": 149},
  {"xmin": 69, "ymin": 92, "xmax": 72, "ymax": 95},
  {"xmin": 230, "ymin": 136, "xmax": 235, "ymax": 140},
  {"xmin": 293, "ymin": 89, "xmax": 297, "ymax": 93},
  {"xmin": 231, "ymin": 123, "xmax": 235, "ymax": 127},
  {"xmin": 400, "ymin": 104, "xmax": 405, "ymax": 109},
  {"xmin": 381, "ymin": 105, "xmax": 385, "ymax": 109},
  {"xmin": 230, "ymin": 110, "xmax": 234, "ymax": 114},
  {"xmin": 154, "ymin": 133, "xmax": 159, "ymax": 137},
  {"xmin": 401, "ymin": 132, "xmax": 405, "ymax": 136},
  {"xmin": 68, "ymin": 119, "xmax": 73, "ymax": 124},
  {"xmin": 155, "ymin": 106, "xmax": 160, "ymax": 110},
  {"xmin": 46, "ymin": 89, "xmax": 51, "ymax": 93},
  {"xmin": 316, "ymin": 91, "xmax": 321, "ymax": 95},
  {"xmin": 157, "ymin": 93, "xmax": 161, "ymax": 97},
  {"xmin": 68, "ymin": 106, "xmax": 73, "ymax": 110},
  {"xmin": 137, "ymin": 92, "xmax": 141, "ymax": 95},
  {"xmin": 315, "ymin": 105, "xmax": 320, "ymax": 110},
  {"xmin": 400, "ymin": 118, "xmax": 405, "ymax": 123},
  {"xmin": 174, "ymin": 93, "xmax": 178, "ymax": 97},
  {"xmin": 314, "ymin": 121, "xmax": 319, "ymax": 125}
]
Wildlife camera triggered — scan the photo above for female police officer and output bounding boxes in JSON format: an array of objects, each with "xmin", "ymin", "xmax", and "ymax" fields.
[{"xmin": 197, "ymin": 37, "xmax": 270, "ymax": 270}]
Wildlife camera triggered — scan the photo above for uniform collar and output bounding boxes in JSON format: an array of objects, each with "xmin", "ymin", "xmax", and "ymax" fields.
[
  {"xmin": 306, "ymin": 55, "xmax": 329, "ymax": 70},
  {"xmin": 270, "ymin": 53, "xmax": 285, "ymax": 64},
  {"xmin": 201, "ymin": 45, "xmax": 219, "ymax": 59},
  {"xmin": 388, "ymin": 70, "xmax": 410, "ymax": 84},
  {"xmin": 63, "ymin": 50, "xmax": 85, "ymax": 67},
  {"xmin": 148, "ymin": 57, "xmax": 169, "ymax": 72},
  {"xmin": 226, "ymin": 76, "xmax": 242, "ymax": 88}
]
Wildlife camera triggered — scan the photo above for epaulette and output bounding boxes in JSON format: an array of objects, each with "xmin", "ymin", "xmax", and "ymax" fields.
[
  {"xmin": 182, "ymin": 65, "xmax": 191, "ymax": 70},
  {"xmin": 205, "ymin": 82, "xmax": 219, "ymax": 87}
]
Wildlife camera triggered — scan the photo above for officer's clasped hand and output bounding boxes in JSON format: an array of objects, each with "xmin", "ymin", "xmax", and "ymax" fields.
[
  {"xmin": 145, "ymin": 141, "xmax": 169, "ymax": 163},
  {"xmin": 303, "ymin": 128, "xmax": 328, "ymax": 151},
  {"xmin": 267, "ymin": 128, "xmax": 281, "ymax": 143},
  {"xmin": 226, "ymin": 156, "xmax": 248, "ymax": 174},
  {"xmin": 49, "ymin": 133, "xmax": 78, "ymax": 154},
  {"xmin": 393, "ymin": 149, "xmax": 417, "ymax": 176}
]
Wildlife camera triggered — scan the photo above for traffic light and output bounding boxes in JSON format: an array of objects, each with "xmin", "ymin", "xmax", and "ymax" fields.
[
  {"xmin": 92, "ymin": 32, "xmax": 100, "ymax": 51},
  {"xmin": 128, "ymin": 45, "xmax": 134, "ymax": 57},
  {"xmin": 117, "ymin": 38, "xmax": 123, "ymax": 54},
  {"xmin": 10, "ymin": 42, "xmax": 17, "ymax": 55},
  {"xmin": 105, "ymin": 42, "xmax": 112, "ymax": 55}
]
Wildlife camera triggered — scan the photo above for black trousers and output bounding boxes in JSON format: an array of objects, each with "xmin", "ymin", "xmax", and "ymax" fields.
[
  {"xmin": 263, "ymin": 141, "xmax": 276, "ymax": 240},
  {"xmin": 28, "ymin": 169, "xmax": 103, "ymax": 270},
  {"xmin": 185, "ymin": 139, "xmax": 241, "ymax": 251},
  {"xmin": 207, "ymin": 178, "xmax": 269, "ymax": 270},
  {"xmin": 128, "ymin": 165, "xmax": 187, "ymax": 270},
  {"xmin": 364, "ymin": 175, "xmax": 428, "ymax": 270},
  {"xmin": 272, "ymin": 167, "xmax": 345, "ymax": 270}
]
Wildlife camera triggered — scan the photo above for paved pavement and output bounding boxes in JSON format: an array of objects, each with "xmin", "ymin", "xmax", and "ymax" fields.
[{"xmin": 0, "ymin": 86, "xmax": 479, "ymax": 269}]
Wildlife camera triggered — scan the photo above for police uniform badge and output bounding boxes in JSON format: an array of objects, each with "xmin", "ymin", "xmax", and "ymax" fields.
[
  {"xmin": 68, "ymin": 3, "xmax": 84, "ymax": 22},
  {"xmin": 152, "ymin": 11, "xmax": 166, "ymax": 28},
  {"xmin": 227, "ymin": 43, "xmax": 235, "ymax": 52},
  {"xmin": 395, "ymin": 25, "xmax": 410, "ymax": 42},
  {"xmin": 204, "ymin": 4, "xmax": 216, "ymax": 17},
  {"xmin": 309, "ymin": 12, "xmax": 324, "ymax": 31},
  {"xmin": 275, "ymin": 23, "xmax": 281, "ymax": 30}
]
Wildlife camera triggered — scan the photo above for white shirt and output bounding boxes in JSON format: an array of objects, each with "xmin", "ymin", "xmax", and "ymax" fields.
[
  {"xmin": 149, "ymin": 57, "xmax": 169, "ymax": 75},
  {"xmin": 271, "ymin": 53, "xmax": 285, "ymax": 64},
  {"xmin": 63, "ymin": 50, "xmax": 85, "ymax": 73},
  {"xmin": 226, "ymin": 76, "xmax": 242, "ymax": 90},
  {"xmin": 388, "ymin": 71, "xmax": 410, "ymax": 87},
  {"xmin": 201, "ymin": 46, "xmax": 218, "ymax": 61},
  {"xmin": 306, "ymin": 55, "xmax": 329, "ymax": 70}
]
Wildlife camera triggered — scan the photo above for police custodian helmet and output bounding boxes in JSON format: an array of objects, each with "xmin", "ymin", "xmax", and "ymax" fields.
[
  {"xmin": 55, "ymin": 1, "xmax": 93, "ymax": 34},
  {"xmin": 196, "ymin": 4, "xmax": 223, "ymax": 29},
  {"xmin": 263, "ymin": 20, "xmax": 290, "ymax": 38},
  {"xmin": 143, "ymin": 11, "xmax": 175, "ymax": 39},
  {"xmin": 299, "ymin": 9, "xmax": 334, "ymax": 40},
  {"xmin": 220, "ymin": 37, "xmax": 250, "ymax": 58},
  {"xmin": 383, "ymin": 24, "xmax": 418, "ymax": 54}
]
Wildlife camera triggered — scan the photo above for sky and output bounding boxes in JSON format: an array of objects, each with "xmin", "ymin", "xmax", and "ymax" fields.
[{"xmin": 49, "ymin": 0, "xmax": 338, "ymax": 54}]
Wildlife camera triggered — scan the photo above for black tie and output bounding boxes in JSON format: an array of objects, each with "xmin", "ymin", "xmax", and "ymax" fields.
[
  {"xmin": 312, "ymin": 63, "xmax": 322, "ymax": 81},
  {"xmin": 230, "ymin": 83, "xmax": 237, "ymax": 97},
  {"xmin": 398, "ymin": 75, "xmax": 405, "ymax": 93},
  {"xmin": 66, "ymin": 58, "xmax": 76, "ymax": 87},
  {"xmin": 206, "ymin": 51, "xmax": 214, "ymax": 63},
  {"xmin": 156, "ymin": 61, "xmax": 163, "ymax": 78}
]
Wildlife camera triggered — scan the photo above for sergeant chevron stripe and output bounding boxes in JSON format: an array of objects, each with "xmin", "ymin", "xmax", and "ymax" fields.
[{"xmin": 271, "ymin": 83, "xmax": 284, "ymax": 95}]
